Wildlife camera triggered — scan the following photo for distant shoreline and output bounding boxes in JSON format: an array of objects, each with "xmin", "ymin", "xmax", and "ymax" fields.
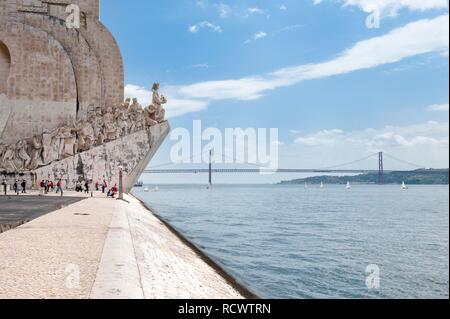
[{"xmin": 279, "ymin": 169, "xmax": 449, "ymax": 185}]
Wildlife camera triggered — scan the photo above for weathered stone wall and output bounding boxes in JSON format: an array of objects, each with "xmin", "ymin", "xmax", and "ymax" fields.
[
  {"xmin": 0, "ymin": 0, "xmax": 124, "ymax": 144},
  {"xmin": 0, "ymin": 40, "xmax": 9, "ymax": 94},
  {"xmin": 0, "ymin": 20, "xmax": 77, "ymax": 144},
  {"xmin": 32, "ymin": 122, "xmax": 170, "ymax": 192}
]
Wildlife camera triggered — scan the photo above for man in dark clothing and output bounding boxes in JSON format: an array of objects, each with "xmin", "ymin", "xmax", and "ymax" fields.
[
  {"xmin": 21, "ymin": 180, "xmax": 26, "ymax": 193},
  {"xmin": 13, "ymin": 181, "xmax": 18, "ymax": 195},
  {"xmin": 2, "ymin": 180, "xmax": 7, "ymax": 195}
]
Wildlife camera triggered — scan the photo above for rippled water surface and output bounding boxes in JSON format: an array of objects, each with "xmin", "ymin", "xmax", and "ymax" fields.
[{"xmin": 133, "ymin": 184, "xmax": 449, "ymax": 299}]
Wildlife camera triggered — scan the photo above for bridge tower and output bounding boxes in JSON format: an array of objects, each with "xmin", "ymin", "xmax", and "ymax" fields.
[{"xmin": 378, "ymin": 152, "xmax": 384, "ymax": 185}]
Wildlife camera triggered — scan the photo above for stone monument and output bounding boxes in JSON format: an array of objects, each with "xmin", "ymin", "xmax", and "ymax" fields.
[{"xmin": 0, "ymin": 0, "xmax": 170, "ymax": 191}]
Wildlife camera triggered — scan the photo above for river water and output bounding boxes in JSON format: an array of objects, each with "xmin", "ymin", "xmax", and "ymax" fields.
[{"xmin": 133, "ymin": 184, "xmax": 449, "ymax": 299}]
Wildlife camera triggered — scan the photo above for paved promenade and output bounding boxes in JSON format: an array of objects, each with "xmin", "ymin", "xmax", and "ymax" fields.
[
  {"xmin": 0, "ymin": 195, "xmax": 85, "ymax": 232},
  {"xmin": 0, "ymin": 192, "xmax": 244, "ymax": 299}
]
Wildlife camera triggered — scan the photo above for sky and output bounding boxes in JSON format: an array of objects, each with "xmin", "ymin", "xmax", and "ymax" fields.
[{"xmin": 101, "ymin": 0, "xmax": 449, "ymax": 184}]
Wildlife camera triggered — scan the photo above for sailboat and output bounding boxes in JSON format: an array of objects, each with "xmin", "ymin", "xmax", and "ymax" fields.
[
  {"xmin": 154, "ymin": 186, "xmax": 160, "ymax": 192},
  {"xmin": 304, "ymin": 182, "xmax": 308, "ymax": 190},
  {"xmin": 401, "ymin": 181, "xmax": 408, "ymax": 190},
  {"xmin": 346, "ymin": 181, "xmax": 351, "ymax": 189},
  {"xmin": 320, "ymin": 182, "xmax": 324, "ymax": 189}
]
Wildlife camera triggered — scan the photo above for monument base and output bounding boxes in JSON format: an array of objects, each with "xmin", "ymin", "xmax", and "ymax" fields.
[{"xmin": 1, "ymin": 122, "xmax": 170, "ymax": 193}]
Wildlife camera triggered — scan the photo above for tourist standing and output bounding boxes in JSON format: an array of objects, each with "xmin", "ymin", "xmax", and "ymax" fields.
[
  {"xmin": 13, "ymin": 180, "xmax": 18, "ymax": 195},
  {"xmin": 2, "ymin": 180, "xmax": 7, "ymax": 195},
  {"xmin": 95, "ymin": 181, "xmax": 99, "ymax": 191},
  {"xmin": 21, "ymin": 180, "xmax": 26, "ymax": 194},
  {"xmin": 85, "ymin": 181, "xmax": 89, "ymax": 194},
  {"xmin": 56, "ymin": 179, "xmax": 64, "ymax": 197},
  {"xmin": 102, "ymin": 180, "xmax": 108, "ymax": 194}
]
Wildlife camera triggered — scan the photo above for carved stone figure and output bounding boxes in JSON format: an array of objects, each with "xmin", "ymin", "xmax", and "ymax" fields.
[
  {"xmin": 92, "ymin": 116, "xmax": 105, "ymax": 146},
  {"xmin": 58, "ymin": 126, "xmax": 77, "ymax": 158},
  {"xmin": 0, "ymin": 82, "xmax": 167, "ymax": 174},
  {"xmin": 151, "ymin": 82, "xmax": 167, "ymax": 123},
  {"xmin": 144, "ymin": 106, "xmax": 158, "ymax": 127},
  {"xmin": 129, "ymin": 98, "xmax": 142, "ymax": 113},
  {"xmin": 115, "ymin": 106, "xmax": 129, "ymax": 137},
  {"xmin": 0, "ymin": 143, "xmax": 5, "ymax": 170},
  {"xmin": 16, "ymin": 140, "xmax": 31, "ymax": 170},
  {"xmin": 103, "ymin": 107, "xmax": 117, "ymax": 141},
  {"xmin": 29, "ymin": 135, "xmax": 43, "ymax": 170},
  {"xmin": 77, "ymin": 119, "xmax": 95, "ymax": 152},
  {"xmin": 42, "ymin": 129, "xmax": 56, "ymax": 166},
  {"xmin": 2, "ymin": 144, "xmax": 17, "ymax": 172},
  {"xmin": 122, "ymin": 98, "xmax": 131, "ymax": 111}
]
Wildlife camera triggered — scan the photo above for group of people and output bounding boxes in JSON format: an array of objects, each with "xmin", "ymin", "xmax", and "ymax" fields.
[
  {"xmin": 1, "ymin": 180, "xmax": 27, "ymax": 195},
  {"xmin": 0, "ymin": 82, "xmax": 167, "ymax": 174},
  {"xmin": 40, "ymin": 179, "xmax": 64, "ymax": 195},
  {"xmin": 75, "ymin": 180, "xmax": 90, "ymax": 193},
  {"xmin": 77, "ymin": 180, "xmax": 119, "ymax": 198},
  {"xmin": 1, "ymin": 178, "xmax": 119, "ymax": 198}
]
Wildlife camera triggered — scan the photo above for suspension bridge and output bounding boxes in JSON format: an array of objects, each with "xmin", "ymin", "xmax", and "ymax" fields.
[{"xmin": 143, "ymin": 152, "xmax": 429, "ymax": 185}]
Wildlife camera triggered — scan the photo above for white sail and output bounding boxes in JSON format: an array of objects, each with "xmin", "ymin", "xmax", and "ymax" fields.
[
  {"xmin": 346, "ymin": 181, "xmax": 351, "ymax": 189},
  {"xmin": 401, "ymin": 182, "xmax": 408, "ymax": 190},
  {"xmin": 320, "ymin": 182, "xmax": 324, "ymax": 188}
]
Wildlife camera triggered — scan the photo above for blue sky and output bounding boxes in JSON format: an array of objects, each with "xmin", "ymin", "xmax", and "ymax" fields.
[{"xmin": 102, "ymin": 0, "xmax": 449, "ymax": 184}]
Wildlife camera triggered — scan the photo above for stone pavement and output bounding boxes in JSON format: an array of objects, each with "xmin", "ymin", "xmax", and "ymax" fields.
[
  {"xmin": 0, "ymin": 192, "xmax": 245, "ymax": 299},
  {"xmin": 0, "ymin": 195, "xmax": 114, "ymax": 299},
  {"xmin": 0, "ymin": 195, "xmax": 86, "ymax": 232}
]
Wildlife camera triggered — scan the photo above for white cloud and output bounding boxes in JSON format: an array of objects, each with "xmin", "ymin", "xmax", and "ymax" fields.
[
  {"xmin": 189, "ymin": 21, "xmax": 222, "ymax": 33},
  {"xmin": 244, "ymin": 31, "xmax": 268, "ymax": 44},
  {"xmin": 427, "ymin": 103, "xmax": 449, "ymax": 111},
  {"xmin": 179, "ymin": 15, "xmax": 449, "ymax": 101},
  {"xmin": 295, "ymin": 129, "xmax": 345, "ymax": 146},
  {"xmin": 280, "ymin": 5, "xmax": 288, "ymax": 11},
  {"xmin": 129, "ymin": 15, "xmax": 448, "ymax": 118},
  {"xmin": 189, "ymin": 25, "xmax": 199, "ymax": 33},
  {"xmin": 245, "ymin": 7, "xmax": 265, "ymax": 17},
  {"xmin": 254, "ymin": 31, "xmax": 267, "ymax": 40},
  {"xmin": 218, "ymin": 3, "xmax": 232, "ymax": 18},
  {"xmin": 189, "ymin": 63, "xmax": 210, "ymax": 69},
  {"xmin": 285, "ymin": 121, "xmax": 449, "ymax": 169},
  {"xmin": 294, "ymin": 122, "xmax": 449, "ymax": 150},
  {"xmin": 315, "ymin": 0, "xmax": 449, "ymax": 17}
]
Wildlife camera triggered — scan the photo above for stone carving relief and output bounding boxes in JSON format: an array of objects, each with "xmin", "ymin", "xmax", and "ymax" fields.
[{"xmin": 0, "ymin": 83, "xmax": 167, "ymax": 173}]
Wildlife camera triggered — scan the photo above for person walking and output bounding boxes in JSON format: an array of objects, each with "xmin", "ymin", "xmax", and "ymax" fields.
[
  {"xmin": 21, "ymin": 180, "xmax": 26, "ymax": 194},
  {"xmin": 85, "ymin": 181, "xmax": 89, "ymax": 194},
  {"xmin": 2, "ymin": 180, "xmax": 7, "ymax": 195},
  {"xmin": 13, "ymin": 180, "xmax": 19, "ymax": 195},
  {"xmin": 56, "ymin": 179, "xmax": 64, "ymax": 197}
]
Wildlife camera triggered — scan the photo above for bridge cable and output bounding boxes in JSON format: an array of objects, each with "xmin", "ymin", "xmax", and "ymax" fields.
[
  {"xmin": 383, "ymin": 153, "xmax": 426, "ymax": 169},
  {"xmin": 318, "ymin": 153, "xmax": 379, "ymax": 170}
]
